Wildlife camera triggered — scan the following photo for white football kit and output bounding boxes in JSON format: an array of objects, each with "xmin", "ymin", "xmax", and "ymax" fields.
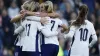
[
  {"xmin": 14, "ymin": 16, "xmax": 58, "ymax": 52},
  {"xmin": 42, "ymin": 18, "xmax": 62, "ymax": 45},
  {"xmin": 26, "ymin": 16, "xmax": 63, "ymax": 45},
  {"xmin": 65, "ymin": 20, "xmax": 97, "ymax": 56},
  {"xmin": 13, "ymin": 20, "xmax": 25, "ymax": 46}
]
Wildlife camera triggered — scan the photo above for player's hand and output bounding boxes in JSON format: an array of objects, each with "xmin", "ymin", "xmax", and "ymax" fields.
[
  {"xmin": 20, "ymin": 10, "xmax": 26, "ymax": 14},
  {"xmin": 20, "ymin": 10, "xmax": 27, "ymax": 19},
  {"xmin": 41, "ymin": 17, "xmax": 48, "ymax": 25},
  {"xmin": 20, "ymin": 14, "xmax": 25, "ymax": 19}
]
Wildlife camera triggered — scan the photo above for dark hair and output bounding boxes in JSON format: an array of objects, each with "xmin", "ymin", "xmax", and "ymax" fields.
[{"xmin": 72, "ymin": 4, "xmax": 88, "ymax": 26}]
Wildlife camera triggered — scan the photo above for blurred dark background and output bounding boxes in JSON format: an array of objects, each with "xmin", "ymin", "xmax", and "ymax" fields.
[{"xmin": 0, "ymin": 0, "xmax": 99, "ymax": 56}]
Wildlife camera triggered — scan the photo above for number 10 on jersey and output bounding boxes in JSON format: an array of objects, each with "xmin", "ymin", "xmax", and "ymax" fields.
[{"xmin": 79, "ymin": 28, "xmax": 88, "ymax": 41}]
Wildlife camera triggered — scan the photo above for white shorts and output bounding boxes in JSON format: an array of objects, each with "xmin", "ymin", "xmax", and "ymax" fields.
[
  {"xmin": 70, "ymin": 47, "xmax": 89, "ymax": 56},
  {"xmin": 70, "ymin": 54, "xmax": 89, "ymax": 56},
  {"xmin": 70, "ymin": 55, "xmax": 81, "ymax": 56}
]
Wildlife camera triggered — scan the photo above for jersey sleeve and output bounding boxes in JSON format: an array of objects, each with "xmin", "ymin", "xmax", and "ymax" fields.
[
  {"xmin": 58, "ymin": 19, "xmax": 63, "ymax": 26},
  {"xmin": 41, "ymin": 28, "xmax": 58, "ymax": 37},
  {"xmin": 14, "ymin": 25, "xmax": 24, "ymax": 35},
  {"xmin": 37, "ymin": 22, "xmax": 58, "ymax": 37},
  {"xmin": 37, "ymin": 22, "xmax": 45, "ymax": 31},
  {"xmin": 91, "ymin": 24, "xmax": 96, "ymax": 35},
  {"xmin": 25, "ymin": 16, "xmax": 41, "ymax": 22},
  {"xmin": 14, "ymin": 20, "xmax": 24, "ymax": 35},
  {"xmin": 89, "ymin": 24, "xmax": 97, "ymax": 47}
]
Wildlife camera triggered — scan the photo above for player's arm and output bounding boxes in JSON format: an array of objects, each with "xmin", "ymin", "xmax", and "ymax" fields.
[
  {"xmin": 14, "ymin": 25, "xmax": 24, "ymax": 35},
  {"xmin": 37, "ymin": 23, "xmax": 58, "ymax": 37},
  {"xmin": 25, "ymin": 16, "xmax": 41, "ymax": 21},
  {"xmin": 89, "ymin": 24, "xmax": 97, "ymax": 48},
  {"xmin": 14, "ymin": 21, "xmax": 25, "ymax": 35},
  {"xmin": 64, "ymin": 26, "xmax": 76, "ymax": 39},
  {"xmin": 10, "ymin": 14, "xmax": 22, "ymax": 23},
  {"xmin": 41, "ymin": 29, "xmax": 58, "ymax": 37},
  {"xmin": 60, "ymin": 24, "xmax": 68, "ymax": 33},
  {"xmin": 58, "ymin": 19, "xmax": 68, "ymax": 32},
  {"xmin": 11, "ymin": 10, "xmax": 38, "ymax": 23},
  {"xmin": 26, "ymin": 16, "xmax": 48, "ymax": 25},
  {"xmin": 23, "ymin": 10, "xmax": 60, "ymax": 18},
  {"xmin": 26, "ymin": 16, "xmax": 47, "ymax": 22},
  {"xmin": 24, "ymin": 11, "xmax": 39, "ymax": 16},
  {"xmin": 46, "ymin": 12, "xmax": 60, "ymax": 18}
]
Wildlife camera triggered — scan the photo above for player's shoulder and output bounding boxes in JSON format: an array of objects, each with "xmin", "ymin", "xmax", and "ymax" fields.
[
  {"xmin": 85, "ymin": 20, "xmax": 93, "ymax": 26},
  {"xmin": 45, "ymin": 17, "xmax": 50, "ymax": 19},
  {"xmin": 25, "ymin": 16, "xmax": 40, "ymax": 19},
  {"xmin": 53, "ymin": 18, "xmax": 62, "ymax": 22}
]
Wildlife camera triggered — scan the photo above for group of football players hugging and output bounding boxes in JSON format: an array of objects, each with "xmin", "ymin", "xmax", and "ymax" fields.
[{"xmin": 10, "ymin": 0, "xmax": 97, "ymax": 56}]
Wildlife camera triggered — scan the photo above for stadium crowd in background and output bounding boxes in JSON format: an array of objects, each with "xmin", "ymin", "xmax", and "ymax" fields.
[{"xmin": 0, "ymin": 0, "xmax": 99, "ymax": 56}]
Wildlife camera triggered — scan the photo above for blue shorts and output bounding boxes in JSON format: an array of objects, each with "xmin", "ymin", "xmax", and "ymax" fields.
[
  {"xmin": 14, "ymin": 46, "xmax": 22, "ymax": 56},
  {"xmin": 41, "ymin": 44, "xmax": 59, "ymax": 56},
  {"xmin": 21, "ymin": 51, "xmax": 40, "ymax": 56}
]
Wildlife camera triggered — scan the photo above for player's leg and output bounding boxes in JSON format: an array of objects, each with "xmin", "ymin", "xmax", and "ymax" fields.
[
  {"xmin": 41, "ymin": 44, "xmax": 56, "ymax": 56},
  {"xmin": 53, "ymin": 45, "xmax": 59, "ymax": 56},
  {"xmin": 41, "ymin": 44, "xmax": 52, "ymax": 56},
  {"xmin": 27, "ymin": 52, "xmax": 40, "ymax": 56},
  {"xmin": 14, "ymin": 46, "xmax": 22, "ymax": 56},
  {"xmin": 21, "ymin": 51, "xmax": 40, "ymax": 56},
  {"xmin": 21, "ymin": 51, "xmax": 28, "ymax": 56},
  {"xmin": 41, "ymin": 44, "xmax": 59, "ymax": 56}
]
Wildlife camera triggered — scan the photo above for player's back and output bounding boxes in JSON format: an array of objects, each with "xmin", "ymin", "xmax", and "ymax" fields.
[
  {"xmin": 23, "ymin": 20, "xmax": 39, "ymax": 38},
  {"xmin": 71, "ymin": 20, "xmax": 95, "ymax": 55},
  {"xmin": 22, "ymin": 16, "xmax": 42, "ymax": 52},
  {"xmin": 42, "ymin": 18, "xmax": 62, "ymax": 45}
]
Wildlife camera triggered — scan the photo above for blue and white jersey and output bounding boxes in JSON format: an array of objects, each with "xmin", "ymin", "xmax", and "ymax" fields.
[{"xmin": 41, "ymin": 18, "xmax": 62, "ymax": 45}]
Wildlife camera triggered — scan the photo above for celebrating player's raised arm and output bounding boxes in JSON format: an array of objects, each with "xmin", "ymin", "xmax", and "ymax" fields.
[
  {"xmin": 39, "ymin": 12, "xmax": 60, "ymax": 18},
  {"xmin": 21, "ymin": 10, "xmax": 60, "ymax": 18},
  {"xmin": 89, "ymin": 24, "xmax": 97, "ymax": 47},
  {"xmin": 10, "ymin": 14, "xmax": 22, "ymax": 23},
  {"xmin": 25, "ymin": 16, "xmax": 48, "ymax": 24},
  {"xmin": 25, "ymin": 16, "xmax": 41, "ymax": 21}
]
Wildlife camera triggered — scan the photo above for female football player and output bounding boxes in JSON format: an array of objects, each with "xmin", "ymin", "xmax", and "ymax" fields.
[{"xmin": 65, "ymin": 4, "xmax": 97, "ymax": 56}]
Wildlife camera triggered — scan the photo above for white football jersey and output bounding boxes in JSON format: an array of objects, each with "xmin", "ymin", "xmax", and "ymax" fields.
[
  {"xmin": 41, "ymin": 18, "xmax": 62, "ymax": 45},
  {"xmin": 67, "ymin": 20, "xmax": 97, "ymax": 56},
  {"xmin": 21, "ymin": 19, "xmax": 44, "ymax": 52},
  {"xmin": 14, "ymin": 21, "xmax": 25, "ymax": 46},
  {"xmin": 25, "ymin": 16, "xmax": 61, "ymax": 45},
  {"xmin": 20, "ymin": 16, "xmax": 59, "ymax": 52}
]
